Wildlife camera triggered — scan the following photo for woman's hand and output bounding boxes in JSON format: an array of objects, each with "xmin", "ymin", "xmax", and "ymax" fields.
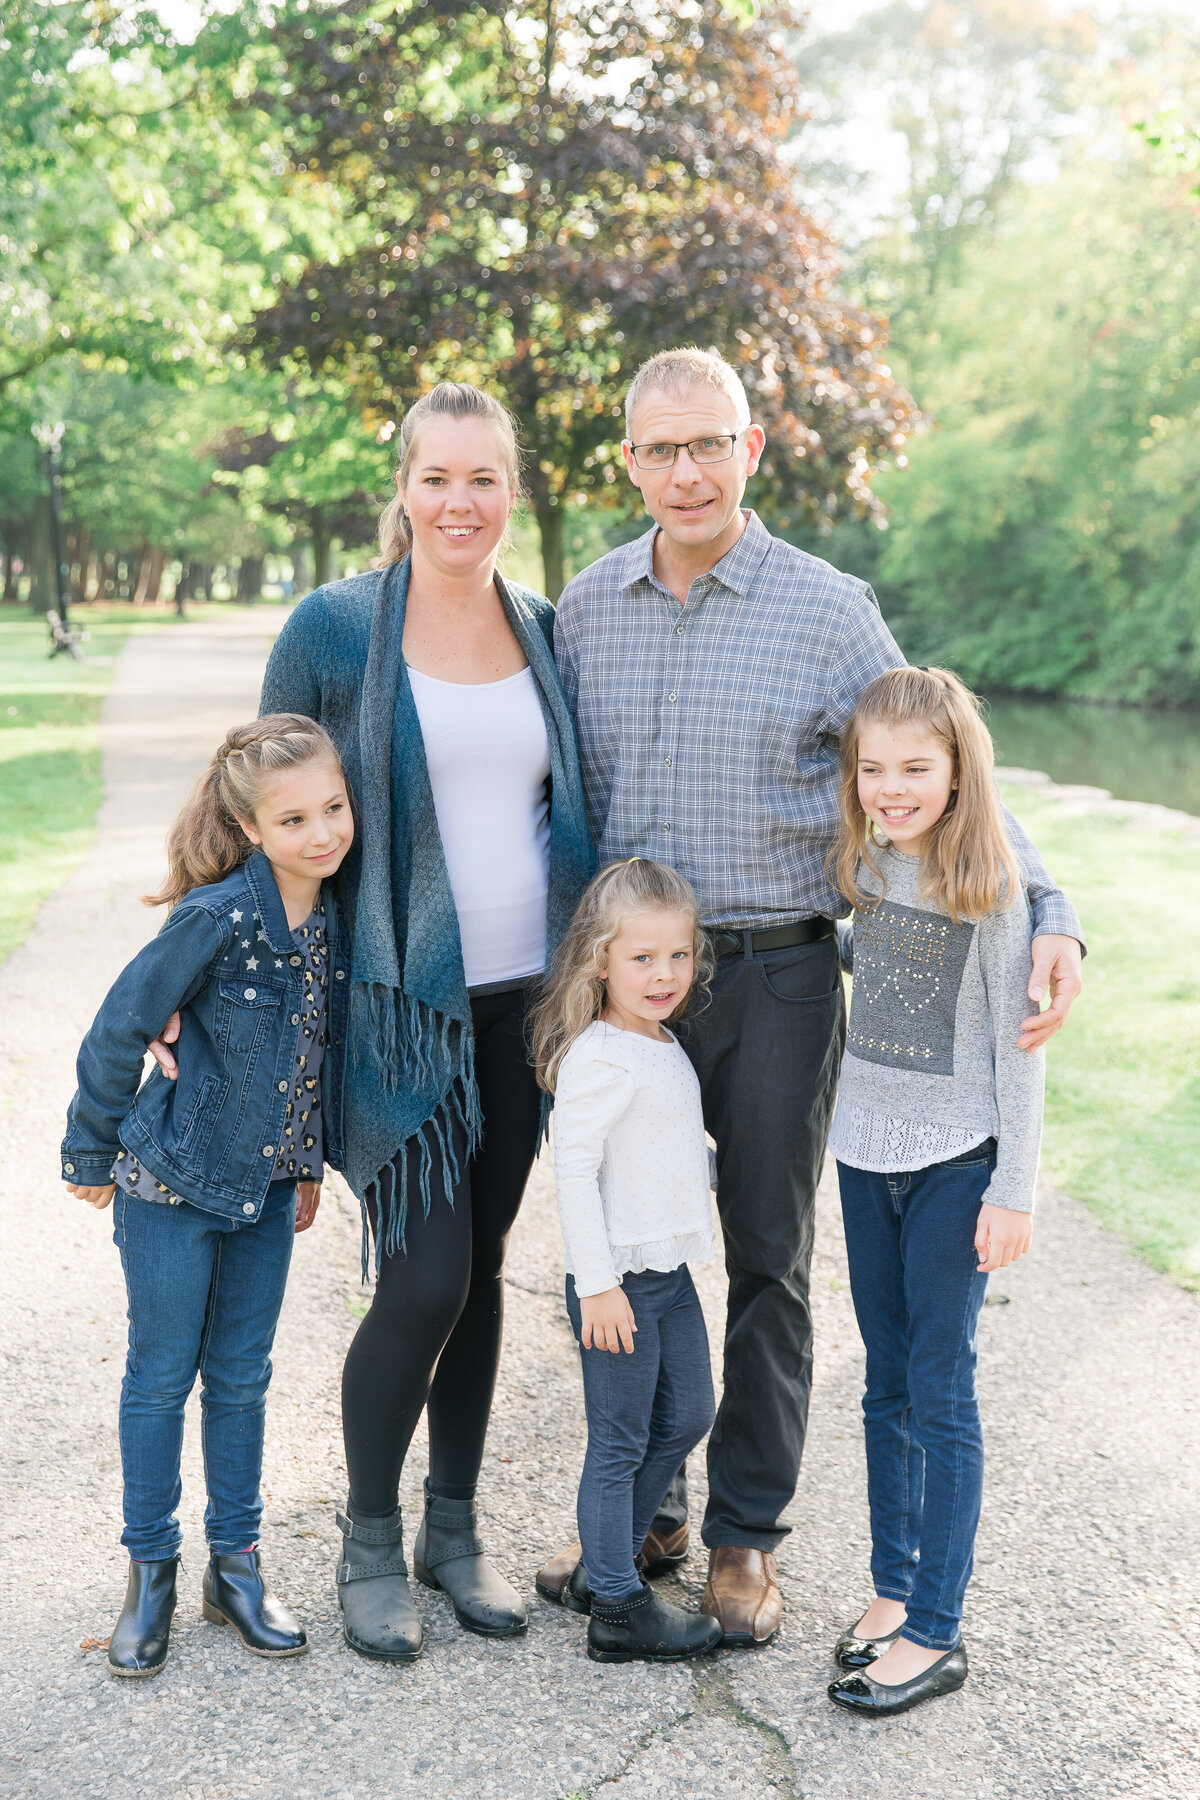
[
  {"xmin": 67, "ymin": 1182, "xmax": 116, "ymax": 1210},
  {"xmin": 147, "ymin": 1012, "xmax": 182, "ymax": 1080},
  {"xmin": 580, "ymin": 1285, "xmax": 637, "ymax": 1354},
  {"xmin": 295, "ymin": 1182, "xmax": 322, "ymax": 1233},
  {"xmin": 975, "ymin": 1203, "xmax": 1033, "ymax": 1273}
]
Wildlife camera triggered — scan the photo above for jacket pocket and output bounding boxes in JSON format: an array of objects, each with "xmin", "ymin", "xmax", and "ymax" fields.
[
  {"xmin": 175, "ymin": 1072, "xmax": 228, "ymax": 1165},
  {"xmin": 218, "ymin": 976, "xmax": 286, "ymax": 1055}
]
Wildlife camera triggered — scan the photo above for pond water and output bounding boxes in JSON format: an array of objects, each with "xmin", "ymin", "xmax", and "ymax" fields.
[{"xmin": 984, "ymin": 694, "xmax": 1200, "ymax": 820}]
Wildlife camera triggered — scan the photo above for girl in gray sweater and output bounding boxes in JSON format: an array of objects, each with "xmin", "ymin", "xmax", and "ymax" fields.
[{"xmin": 825, "ymin": 666, "xmax": 1046, "ymax": 1719}]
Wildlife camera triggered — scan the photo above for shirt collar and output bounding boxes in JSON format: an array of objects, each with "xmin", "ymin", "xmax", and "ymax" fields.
[{"xmin": 620, "ymin": 509, "xmax": 773, "ymax": 599}]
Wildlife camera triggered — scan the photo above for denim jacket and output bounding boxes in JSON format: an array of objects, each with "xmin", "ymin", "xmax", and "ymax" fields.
[{"xmin": 61, "ymin": 852, "xmax": 348, "ymax": 1223}]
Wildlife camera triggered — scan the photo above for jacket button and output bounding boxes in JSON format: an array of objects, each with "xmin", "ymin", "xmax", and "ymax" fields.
[
  {"xmin": 278, "ymin": 1080, "xmax": 288, "ymax": 1093},
  {"xmin": 290, "ymin": 955, "xmax": 302, "ymax": 966},
  {"xmin": 262, "ymin": 1145, "xmax": 274, "ymax": 1157},
  {"xmin": 242, "ymin": 1202, "xmax": 256, "ymax": 1215},
  {"xmin": 291, "ymin": 1013, "xmax": 299, "ymax": 1025},
  {"xmin": 244, "ymin": 987, "xmax": 257, "ymax": 1000},
  {"xmin": 64, "ymin": 1162, "xmax": 75, "ymax": 1174},
  {"xmin": 335, "ymin": 970, "xmax": 345, "ymax": 979}
]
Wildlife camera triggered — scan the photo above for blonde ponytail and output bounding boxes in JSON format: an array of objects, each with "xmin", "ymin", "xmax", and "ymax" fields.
[{"xmin": 143, "ymin": 714, "xmax": 344, "ymax": 909}]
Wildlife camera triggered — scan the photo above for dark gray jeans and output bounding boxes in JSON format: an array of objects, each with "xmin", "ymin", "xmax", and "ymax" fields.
[
  {"xmin": 657, "ymin": 933, "xmax": 845, "ymax": 1551},
  {"xmin": 567, "ymin": 1265, "xmax": 715, "ymax": 1603}
]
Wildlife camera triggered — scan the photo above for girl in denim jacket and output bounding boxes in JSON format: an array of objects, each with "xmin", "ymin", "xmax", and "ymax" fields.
[{"xmin": 62, "ymin": 714, "xmax": 353, "ymax": 1678}]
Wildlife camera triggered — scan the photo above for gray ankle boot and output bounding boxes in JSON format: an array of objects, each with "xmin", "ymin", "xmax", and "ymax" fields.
[
  {"xmin": 336, "ymin": 1505, "xmax": 423, "ymax": 1662},
  {"xmin": 412, "ymin": 1481, "xmax": 528, "ymax": 1638}
]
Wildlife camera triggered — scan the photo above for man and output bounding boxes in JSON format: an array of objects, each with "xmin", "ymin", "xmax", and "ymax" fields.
[{"xmin": 540, "ymin": 347, "xmax": 1082, "ymax": 1646}]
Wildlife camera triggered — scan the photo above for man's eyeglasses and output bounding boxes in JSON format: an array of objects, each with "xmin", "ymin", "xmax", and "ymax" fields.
[{"xmin": 627, "ymin": 431, "xmax": 744, "ymax": 470}]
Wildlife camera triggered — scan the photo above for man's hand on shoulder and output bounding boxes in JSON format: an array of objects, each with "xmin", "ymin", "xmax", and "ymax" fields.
[{"xmin": 1019, "ymin": 935, "xmax": 1082, "ymax": 1052}]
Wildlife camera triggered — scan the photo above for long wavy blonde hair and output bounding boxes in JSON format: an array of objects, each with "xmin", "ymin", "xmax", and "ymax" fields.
[
  {"xmin": 529, "ymin": 859, "xmax": 714, "ymax": 1093},
  {"xmin": 143, "ymin": 714, "xmax": 344, "ymax": 909},
  {"xmin": 829, "ymin": 666, "xmax": 1021, "ymax": 924},
  {"xmin": 377, "ymin": 381, "xmax": 524, "ymax": 564}
]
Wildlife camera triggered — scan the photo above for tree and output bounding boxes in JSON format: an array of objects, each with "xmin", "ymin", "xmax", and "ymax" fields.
[
  {"xmin": 247, "ymin": 0, "xmax": 918, "ymax": 596},
  {"xmin": 872, "ymin": 121, "xmax": 1200, "ymax": 706}
]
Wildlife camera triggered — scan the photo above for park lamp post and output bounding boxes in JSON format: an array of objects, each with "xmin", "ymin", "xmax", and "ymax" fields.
[{"xmin": 32, "ymin": 419, "xmax": 70, "ymax": 626}]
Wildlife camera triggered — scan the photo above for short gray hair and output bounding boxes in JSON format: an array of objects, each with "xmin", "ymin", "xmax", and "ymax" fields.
[{"xmin": 624, "ymin": 348, "xmax": 752, "ymax": 440}]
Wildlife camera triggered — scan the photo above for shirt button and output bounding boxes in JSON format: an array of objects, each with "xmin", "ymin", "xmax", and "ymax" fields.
[
  {"xmin": 262, "ymin": 1145, "xmax": 275, "ymax": 1157},
  {"xmin": 278, "ymin": 1080, "xmax": 288, "ymax": 1093},
  {"xmin": 668, "ymin": 692, "xmax": 677, "ymax": 703},
  {"xmin": 242, "ymin": 1202, "xmax": 256, "ymax": 1215},
  {"xmin": 664, "ymin": 757, "xmax": 671, "ymax": 767},
  {"xmin": 676, "ymin": 625, "xmax": 685, "ymax": 635},
  {"xmin": 663, "ymin": 822, "xmax": 671, "ymax": 832},
  {"xmin": 244, "ymin": 987, "xmax": 257, "ymax": 1000},
  {"xmin": 290, "ymin": 955, "xmax": 302, "ymax": 967}
]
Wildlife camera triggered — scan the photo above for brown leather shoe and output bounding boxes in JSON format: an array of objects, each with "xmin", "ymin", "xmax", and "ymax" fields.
[
  {"xmin": 535, "ymin": 1540, "xmax": 582, "ymax": 1603},
  {"xmin": 536, "ymin": 1521, "xmax": 689, "ymax": 1603},
  {"xmin": 640, "ymin": 1521, "xmax": 690, "ymax": 1579},
  {"xmin": 700, "ymin": 1546, "xmax": 782, "ymax": 1646}
]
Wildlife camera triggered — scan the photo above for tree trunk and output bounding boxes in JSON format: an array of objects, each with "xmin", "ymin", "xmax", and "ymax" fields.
[
  {"xmin": 536, "ymin": 502, "xmax": 565, "ymax": 602},
  {"xmin": 131, "ymin": 549, "xmax": 155, "ymax": 605},
  {"xmin": 311, "ymin": 518, "xmax": 332, "ymax": 589},
  {"xmin": 144, "ymin": 548, "xmax": 165, "ymax": 604},
  {"xmin": 1, "ymin": 535, "xmax": 16, "ymax": 602},
  {"xmin": 30, "ymin": 495, "xmax": 53, "ymax": 614},
  {"xmin": 236, "ymin": 556, "xmax": 263, "ymax": 603}
]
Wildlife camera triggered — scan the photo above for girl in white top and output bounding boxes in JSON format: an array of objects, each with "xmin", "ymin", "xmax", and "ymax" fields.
[{"xmin": 529, "ymin": 859, "xmax": 722, "ymax": 1664}]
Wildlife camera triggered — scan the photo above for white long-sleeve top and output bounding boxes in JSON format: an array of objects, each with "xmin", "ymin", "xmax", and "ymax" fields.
[{"xmin": 552, "ymin": 1020, "xmax": 715, "ymax": 1298}]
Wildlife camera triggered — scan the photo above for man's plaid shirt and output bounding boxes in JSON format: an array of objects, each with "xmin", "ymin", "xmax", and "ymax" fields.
[{"xmin": 554, "ymin": 511, "xmax": 1081, "ymax": 938}]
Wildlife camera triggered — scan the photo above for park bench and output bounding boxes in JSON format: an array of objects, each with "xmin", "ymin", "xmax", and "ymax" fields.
[{"xmin": 46, "ymin": 608, "xmax": 88, "ymax": 661}]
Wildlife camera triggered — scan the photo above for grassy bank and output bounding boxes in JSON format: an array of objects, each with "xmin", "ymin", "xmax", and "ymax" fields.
[
  {"xmin": 1001, "ymin": 779, "xmax": 1200, "ymax": 1290},
  {"xmin": 0, "ymin": 605, "xmax": 248, "ymax": 955}
]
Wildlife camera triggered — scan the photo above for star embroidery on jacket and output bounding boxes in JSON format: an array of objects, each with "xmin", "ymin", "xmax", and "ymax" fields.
[
  {"xmin": 257, "ymin": 930, "xmax": 268, "ymax": 943},
  {"xmin": 275, "ymin": 960, "xmax": 283, "ymax": 969},
  {"xmin": 230, "ymin": 909, "xmax": 243, "ymax": 922},
  {"xmin": 246, "ymin": 956, "xmax": 259, "ymax": 971}
]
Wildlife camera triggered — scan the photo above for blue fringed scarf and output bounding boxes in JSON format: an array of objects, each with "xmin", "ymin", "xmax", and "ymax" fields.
[{"xmin": 343, "ymin": 556, "xmax": 594, "ymax": 1269}]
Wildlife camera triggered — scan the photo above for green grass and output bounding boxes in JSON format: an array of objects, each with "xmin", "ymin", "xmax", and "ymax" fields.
[
  {"xmin": 1001, "ymin": 780, "xmax": 1200, "ymax": 1289},
  {"xmin": 0, "ymin": 606, "xmax": 217, "ymax": 953}
]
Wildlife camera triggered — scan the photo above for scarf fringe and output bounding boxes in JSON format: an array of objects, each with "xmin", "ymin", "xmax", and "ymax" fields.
[{"xmin": 358, "ymin": 1061, "xmax": 483, "ymax": 1282}]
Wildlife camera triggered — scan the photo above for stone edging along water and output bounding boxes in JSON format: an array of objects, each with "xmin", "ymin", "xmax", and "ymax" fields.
[{"xmin": 997, "ymin": 764, "xmax": 1200, "ymax": 840}]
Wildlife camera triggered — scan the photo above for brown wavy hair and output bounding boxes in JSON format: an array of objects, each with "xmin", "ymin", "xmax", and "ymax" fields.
[
  {"xmin": 529, "ymin": 859, "xmax": 714, "ymax": 1093},
  {"xmin": 143, "ymin": 714, "xmax": 344, "ymax": 909},
  {"xmin": 377, "ymin": 381, "xmax": 524, "ymax": 565},
  {"xmin": 829, "ymin": 666, "xmax": 1021, "ymax": 924}
]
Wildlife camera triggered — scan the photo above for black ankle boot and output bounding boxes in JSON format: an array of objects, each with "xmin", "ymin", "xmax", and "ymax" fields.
[
  {"xmin": 107, "ymin": 1556, "xmax": 179, "ymax": 1678},
  {"xmin": 337, "ymin": 1505, "xmax": 423, "ymax": 1662},
  {"xmin": 587, "ymin": 1581, "xmax": 723, "ymax": 1664},
  {"xmin": 412, "ymin": 1481, "xmax": 527, "ymax": 1638},
  {"xmin": 202, "ymin": 1549, "xmax": 307, "ymax": 1657},
  {"xmin": 562, "ymin": 1553, "xmax": 646, "ymax": 1617}
]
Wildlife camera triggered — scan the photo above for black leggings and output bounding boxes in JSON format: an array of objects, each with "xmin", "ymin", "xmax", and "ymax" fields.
[{"xmin": 341, "ymin": 985, "xmax": 541, "ymax": 1515}]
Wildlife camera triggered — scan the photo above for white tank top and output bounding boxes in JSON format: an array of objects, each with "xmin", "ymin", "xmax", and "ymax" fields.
[{"xmin": 407, "ymin": 664, "xmax": 552, "ymax": 987}]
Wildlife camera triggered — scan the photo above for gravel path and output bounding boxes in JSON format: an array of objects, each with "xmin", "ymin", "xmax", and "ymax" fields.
[{"xmin": 1, "ymin": 617, "xmax": 1197, "ymax": 1800}]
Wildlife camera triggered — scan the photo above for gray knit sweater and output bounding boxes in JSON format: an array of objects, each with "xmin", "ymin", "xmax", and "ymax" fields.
[{"xmin": 835, "ymin": 847, "xmax": 1045, "ymax": 1211}]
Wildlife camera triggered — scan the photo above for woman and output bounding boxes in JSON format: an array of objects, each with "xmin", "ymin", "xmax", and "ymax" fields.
[{"xmin": 260, "ymin": 382, "xmax": 594, "ymax": 1661}]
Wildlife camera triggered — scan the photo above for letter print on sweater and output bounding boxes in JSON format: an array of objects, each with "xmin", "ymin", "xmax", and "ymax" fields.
[{"xmin": 849, "ymin": 901, "xmax": 975, "ymax": 1075}]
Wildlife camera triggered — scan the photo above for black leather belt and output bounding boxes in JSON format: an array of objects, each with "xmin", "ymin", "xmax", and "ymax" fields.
[{"xmin": 712, "ymin": 918, "xmax": 835, "ymax": 958}]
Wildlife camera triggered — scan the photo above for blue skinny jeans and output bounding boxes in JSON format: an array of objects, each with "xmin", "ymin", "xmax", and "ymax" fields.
[
  {"xmin": 112, "ymin": 1180, "xmax": 295, "ymax": 1561},
  {"xmin": 566, "ymin": 1265, "xmax": 715, "ymax": 1604},
  {"xmin": 837, "ymin": 1145, "xmax": 995, "ymax": 1650}
]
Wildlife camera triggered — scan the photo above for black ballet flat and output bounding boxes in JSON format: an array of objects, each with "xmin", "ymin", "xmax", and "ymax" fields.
[
  {"xmin": 834, "ymin": 1612, "xmax": 906, "ymax": 1671},
  {"xmin": 828, "ymin": 1641, "xmax": 968, "ymax": 1716}
]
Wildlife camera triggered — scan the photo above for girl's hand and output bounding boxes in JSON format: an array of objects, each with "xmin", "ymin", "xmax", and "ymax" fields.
[
  {"xmin": 295, "ymin": 1182, "xmax": 322, "ymax": 1233},
  {"xmin": 975, "ymin": 1203, "xmax": 1033, "ymax": 1273},
  {"xmin": 580, "ymin": 1286, "xmax": 637, "ymax": 1354},
  {"xmin": 147, "ymin": 1012, "xmax": 182, "ymax": 1080},
  {"xmin": 67, "ymin": 1182, "xmax": 116, "ymax": 1210}
]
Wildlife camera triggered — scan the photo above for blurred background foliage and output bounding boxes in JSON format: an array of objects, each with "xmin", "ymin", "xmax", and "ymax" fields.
[{"xmin": 2, "ymin": 0, "xmax": 1199, "ymax": 705}]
